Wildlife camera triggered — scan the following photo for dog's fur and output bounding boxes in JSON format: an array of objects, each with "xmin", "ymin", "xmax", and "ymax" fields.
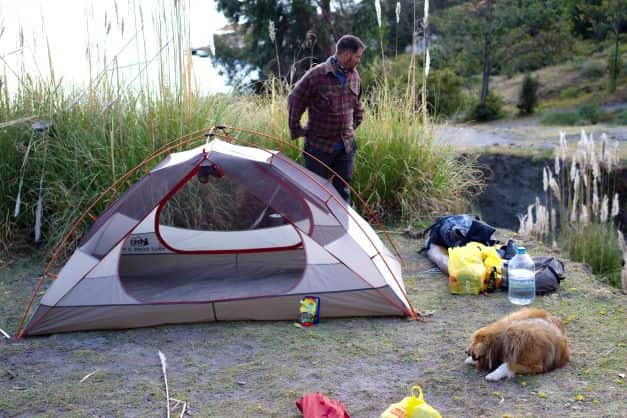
[{"xmin": 465, "ymin": 308, "xmax": 570, "ymax": 381}]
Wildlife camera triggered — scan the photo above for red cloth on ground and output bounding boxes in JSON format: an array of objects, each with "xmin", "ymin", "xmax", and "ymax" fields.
[{"xmin": 295, "ymin": 393, "xmax": 351, "ymax": 418}]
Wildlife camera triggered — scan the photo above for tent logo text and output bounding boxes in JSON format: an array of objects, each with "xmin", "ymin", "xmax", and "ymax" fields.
[{"xmin": 130, "ymin": 237, "xmax": 149, "ymax": 247}]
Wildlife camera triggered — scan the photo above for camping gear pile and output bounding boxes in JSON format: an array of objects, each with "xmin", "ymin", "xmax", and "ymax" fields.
[
  {"xmin": 422, "ymin": 214, "xmax": 565, "ymax": 296},
  {"xmin": 447, "ymin": 243, "xmax": 503, "ymax": 295}
]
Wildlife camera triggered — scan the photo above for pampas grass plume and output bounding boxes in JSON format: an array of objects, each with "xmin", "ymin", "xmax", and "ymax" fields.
[
  {"xmin": 159, "ymin": 350, "xmax": 171, "ymax": 418},
  {"xmin": 611, "ymin": 193, "xmax": 619, "ymax": 219},
  {"xmin": 600, "ymin": 195, "xmax": 609, "ymax": 223},
  {"xmin": 592, "ymin": 182, "xmax": 600, "ymax": 217},
  {"xmin": 549, "ymin": 176, "xmax": 560, "ymax": 202},
  {"xmin": 579, "ymin": 203, "xmax": 588, "ymax": 225},
  {"xmin": 559, "ymin": 131, "xmax": 567, "ymax": 162}
]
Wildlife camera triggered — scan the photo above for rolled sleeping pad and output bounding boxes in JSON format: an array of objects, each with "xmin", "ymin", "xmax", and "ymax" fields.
[{"xmin": 426, "ymin": 243, "xmax": 449, "ymax": 276}]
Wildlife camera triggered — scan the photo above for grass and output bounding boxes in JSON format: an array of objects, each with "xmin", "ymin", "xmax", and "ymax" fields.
[
  {"xmin": 489, "ymin": 42, "xmax": 627, "ymax": 117},
  {"xmin": 540, "ymin": 103, "xmax": 624, "ymax": 126},
  {"xmin": 562, "ymin": 223, "xmax": 624, "ymax": 288},
  {"xmin": 540, "ymin": 109, "xmax": 584, "ymax": 126},
  {"xmin": 517, "ymin": 130, "xmax": 625, "ymax": 290},
  {"xmin": 0, "ymin": 80, "xmax": 481, "ymax": 257},
  {"xmin": 0, "ymin": 1, "xmax": 482, "ymax": 256},
  {"xmin": 1, "ymin": 232, "xmax": 625, "ymax": 417}
]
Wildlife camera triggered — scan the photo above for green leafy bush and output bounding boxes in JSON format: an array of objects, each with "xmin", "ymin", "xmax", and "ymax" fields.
[
  {"xmin": 0, "ymin": 78, "xmax": 483, "ymax": 253},
  {"xmin": 517, "ymin": 73, "xmax": 539, "ymax": 115},
  {"xmin": 580, "ymin": 61, "xmax": 605, "ymax": 79},
  {"xmin": 427, "ymin": 68, "xmax": 467, "ymax": 118},
  {"xmin": 540, "ymin": 110, "xmax": 580, "ymax": 125},
  {"xmin": 559, "ymin": 87, "xmax": 580, "ymax": 99},
  {"xmin": 578, "ymin": 103, "xmax": 602, "ymax": 124},
  {"xmin": 562, "ymin": 223, "xmax": 623, "ymax": 289},
  {"xmin": 360, "ymin": 54, "xmax": 467, "ymax": 118},
  {"xmin": 611, "ymin": 109, "xmax": 627, "ymax": 125},
  {"xmin": 466, "ymin": 92, "xmax": 505, "ymax": 122}
]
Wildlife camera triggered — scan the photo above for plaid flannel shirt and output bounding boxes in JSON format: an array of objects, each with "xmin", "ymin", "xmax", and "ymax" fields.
[{"xmin": 287, "ymin": 57, "xmax": 364, "ymax": 153}]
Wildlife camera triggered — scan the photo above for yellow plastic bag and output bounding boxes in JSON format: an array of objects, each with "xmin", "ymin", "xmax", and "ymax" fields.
[
  {"xmin": 448, "ymin": 242, "xmax": 504, "ymax": 294},
  {"xmin": 448, "ymin": 244, "xmax": 486, "ymax": 295},
  {"xmin": 481, "ymin": 245, "xmax": 503, "ymax": 290},
  {"xmin": 380, "ymin": 386, "xmax": 442, "ymax": 418}
]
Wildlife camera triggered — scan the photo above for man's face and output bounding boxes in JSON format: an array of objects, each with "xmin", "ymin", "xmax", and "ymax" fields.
[{"xmin": 338, "ymin": 48, "xmax": 364, "ymax": 72}]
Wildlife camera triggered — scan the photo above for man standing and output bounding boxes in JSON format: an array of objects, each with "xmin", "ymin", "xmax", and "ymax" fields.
[{"xmin": 287, "ymin": 34, "xmax": 365, "ymax": 203}]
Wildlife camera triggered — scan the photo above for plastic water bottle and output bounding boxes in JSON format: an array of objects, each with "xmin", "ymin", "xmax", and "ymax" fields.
[{"xmin": 507, "ymin": 247, "xmax": 536, "ymax": 305}]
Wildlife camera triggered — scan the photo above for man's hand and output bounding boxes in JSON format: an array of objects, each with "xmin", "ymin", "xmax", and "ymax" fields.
[{"xmin": 290, "ymin": 127, "xmax": 306, "ymax": 140}]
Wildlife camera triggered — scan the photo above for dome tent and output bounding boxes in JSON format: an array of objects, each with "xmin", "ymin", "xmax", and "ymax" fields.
[{"xmin": 17, "ymin": 128, "xmax": 416, "ymax": 337}]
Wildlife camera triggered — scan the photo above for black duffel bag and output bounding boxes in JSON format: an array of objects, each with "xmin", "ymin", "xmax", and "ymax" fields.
[{"xmin": 503, "ymin": 256, "xmax": 565, "ymax": 295}]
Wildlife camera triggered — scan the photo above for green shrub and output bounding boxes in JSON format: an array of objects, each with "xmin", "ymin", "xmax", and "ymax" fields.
[
  {"xmin": 561, "ymin": 223, "xmax": 623, "ymax": 289},
  {"xmin": 0, "ymin": 79, "xmax": 484, "ymax": 253},
  {"xmin": 578, "ymin": 103, "xmax": 602, "ymax": 124},
  {"xmin": 611, "ymin": 109, "xmax": 627, "ymax": 125},
  {"xmin": 580, "ymin": 61, "xmax": 605, "ymax": 79},
  {"xmin": 466, "ymin": 92, "xmax": 504, "ymax": 122},
  {"xmin": 427, "ymin": 68, "xmax": 467, "ymax": 118},
  {"xmin": 517, "ymin": 73, "xmax": 539, "ymax": 115},
  {"xmin": 360, "ymin": 54, "xmax": 467, "ymax": 118},
  {"xmin": 540, "ymin": 110, "xmax": 580, "ymax": 125},
  {"xmin": 559, "ymin": 86, "xmax": 580, "ymax": 99}
]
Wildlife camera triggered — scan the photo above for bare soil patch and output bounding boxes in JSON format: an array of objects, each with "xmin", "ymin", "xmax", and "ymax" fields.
[{"xmin": 1, "ymin": 232, "xmax": 625, "ymax": 417}]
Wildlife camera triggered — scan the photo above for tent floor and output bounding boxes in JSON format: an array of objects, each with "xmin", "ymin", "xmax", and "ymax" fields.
[{"xmin": 120, "ymin": 269, "xmax": 303, "ymax": 303}]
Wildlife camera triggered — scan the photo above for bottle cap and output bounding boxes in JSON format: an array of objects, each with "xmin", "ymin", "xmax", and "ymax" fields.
[{"xmin": 516, "ymin": 247, "xmax": 526, "ymax": 254}]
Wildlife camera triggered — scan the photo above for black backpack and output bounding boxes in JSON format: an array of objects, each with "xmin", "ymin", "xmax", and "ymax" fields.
[
  {"xmin": 423, "ymin": 214, "xmax": 497, "ymax": 250},
  {"xmin": 502, "ymin": 256, "xmax": 565, "ymax": 295}
]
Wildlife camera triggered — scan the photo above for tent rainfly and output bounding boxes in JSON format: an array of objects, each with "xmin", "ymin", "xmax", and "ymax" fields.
[{"xmin": 21, "ymin": 138, "xmax": 415, "ymax": 336}]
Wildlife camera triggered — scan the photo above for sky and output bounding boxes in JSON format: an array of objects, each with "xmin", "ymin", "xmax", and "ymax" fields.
[{"xmin": 0, "ymin": 0, "xmax": 230, "ymax": 95}]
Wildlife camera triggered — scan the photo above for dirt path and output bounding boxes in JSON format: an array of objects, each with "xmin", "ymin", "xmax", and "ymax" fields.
[
  {"xmin": 1, "ymin": 233, "xmax": 625, "ymax": 417},
  {"xmin": 434, "ymin": 121, "xmax": 627, "ymax": 150}
]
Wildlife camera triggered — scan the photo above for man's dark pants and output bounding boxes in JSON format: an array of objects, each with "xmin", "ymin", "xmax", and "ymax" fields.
[{"xmin": 303, "ymin": 142, "xmax": 355, "ymax": 203}]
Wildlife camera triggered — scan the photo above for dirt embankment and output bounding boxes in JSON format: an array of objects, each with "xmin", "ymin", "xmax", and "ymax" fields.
[{"xmin": 475, "ymin": 154, "xmax": 627, "ymax": 233}]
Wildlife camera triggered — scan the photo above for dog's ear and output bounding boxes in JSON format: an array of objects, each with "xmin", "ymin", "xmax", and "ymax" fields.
[
  {"xmin": 548, "ymin": 316, "xmax": 567, "ymax": 334},
  {"xmin": 483, "ymin": 336, "xmax": 504, "ymax": 371}
]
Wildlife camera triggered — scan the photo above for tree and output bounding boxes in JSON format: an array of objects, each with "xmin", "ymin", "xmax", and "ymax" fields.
[
  {"xmin": 566, "ymin": 0, "xmax": 626, "ymax": 92},
  {"xmin": 213, "ymin": 0, "xmax": 323, "ymax": 88},
  {"xmin": 433, "ymin": 1, "xmax": 573, "ymax": 119},
  {"xmin": 434, "ymin": 1, "xmax": 507, "ymax": 116},
  {"xmin": 497, "ymin": 1, "xmax": 572, "ymax": 76},
  {"xmin": 601, "ymin": 0, "xmax": 627, "ymax": 92},
  {"xmin": 213, "ymin": 0, "xmax": 386, "ymax": 88},
  {"xmin": 517, "ymin": 73, "xmax": 539, "ymax": 115}
]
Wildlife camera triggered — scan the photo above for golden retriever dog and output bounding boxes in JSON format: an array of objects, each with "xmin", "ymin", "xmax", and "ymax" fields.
[{"xmin": 465, "ymin": 308, "xmax": 570, "ymax": 381}]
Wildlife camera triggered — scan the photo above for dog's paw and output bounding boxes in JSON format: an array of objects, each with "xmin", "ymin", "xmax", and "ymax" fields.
[
  {"xmin": 465, "ymin": 356, "xmax": 477, "ymax": 365},
  {"xmin": 485, "ymin": 370, "xmax": 503, "ymax": 381},
  {"xmin": 485, "ymin": 363, "xmax": 515, "ymax": 381}
]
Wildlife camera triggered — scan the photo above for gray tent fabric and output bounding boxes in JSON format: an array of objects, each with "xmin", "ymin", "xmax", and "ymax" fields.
[{"xmin": 23, "ymin": 140, "xmax": 413, "ymax": 335}]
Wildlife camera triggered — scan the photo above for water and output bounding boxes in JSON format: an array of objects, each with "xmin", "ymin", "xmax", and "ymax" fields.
[{"xmin": 508, "ymin": 268, "xmax": 536, "ymax": 305}]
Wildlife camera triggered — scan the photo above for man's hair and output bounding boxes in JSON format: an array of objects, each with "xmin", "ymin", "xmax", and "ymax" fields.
[{"xmin": 336, "ymin": 35, "xmax": 365, "ymax": 54}]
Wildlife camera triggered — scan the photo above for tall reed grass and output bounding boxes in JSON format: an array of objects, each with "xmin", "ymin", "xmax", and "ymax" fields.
[
  {"xmin": 0, "ymin": 1, "xmax": 481, "ymax": 257},
  {"xmin": 518, "ymin": 130, "xmax": 624, "ymax": 289}
]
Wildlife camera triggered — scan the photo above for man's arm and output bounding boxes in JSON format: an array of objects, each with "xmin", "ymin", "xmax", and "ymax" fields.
[
  {"xmin": 287, "ymin": 73, "xmax": 310, "ymax": 140},
  {"xmin": 353, "ymin": 84, "xmax": 364, "ymax": 129}
]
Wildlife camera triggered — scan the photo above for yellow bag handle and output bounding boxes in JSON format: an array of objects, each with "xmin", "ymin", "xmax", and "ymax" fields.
[
  {"xmin": 411, "ymin": 386, "xmax": 425, "ymax": 402},
  {"xmin": 405, "ymin": 386, "xmax": 425, "ymax": 415}
]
